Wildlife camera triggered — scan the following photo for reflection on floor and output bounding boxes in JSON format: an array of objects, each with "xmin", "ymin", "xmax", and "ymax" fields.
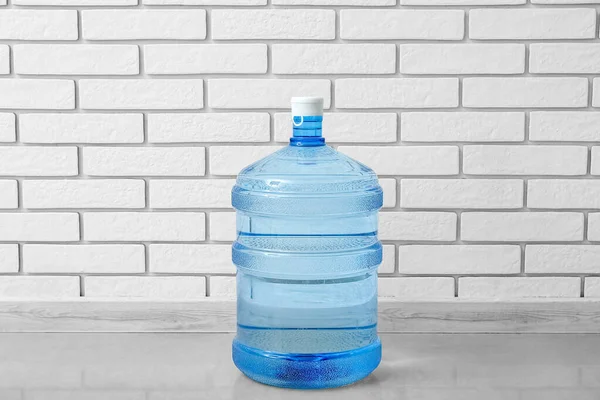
[{"xmin": 0, "ymin": 333, "xmax": 599, "ymax": 399}]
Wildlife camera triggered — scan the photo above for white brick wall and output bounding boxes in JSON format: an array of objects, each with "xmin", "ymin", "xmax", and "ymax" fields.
[
  {"xmin": 400, "ymin": 44, "xmax": 525, "ymax": 75},
  {"xmin": 148, "ymin": 113, "xmax": 269, "ymax": 143},
  {"xmin": 24, "ymin": 244, "xmax": 145, "ymax": 273},
  {"xmin": 272, "ymin": 44, "xmax": 396, "ymax": 74},
  {"xmin": 340, "ymin": 10, "xmax": 464, "ymax": 40},
  {"xmin": 80, "ymin": 80, "xmax": 204, "ymax": 110},
  {"xmin": 469, "ymin": 8, "xmax": 596, "ymax": 39},
  {"xmin": 145, "ymin": 44, "xmax": 267, "ymax": 75},
  {"xmin": 84, "ymin": 212, "xmax": 205, "ymax": 241},
  {"xmin": 14, "ymin": 45, "xmax": 139, "ymax": 75},
  {"xmin": 82, "ymin": 10, "xmax": 207, "ymax": 40},
  {"xmin": 22, "ymin": 179, "xmax": 145, "ymax": 209},
  {"xmin": 20, "ymin": 114, "xmax": 144, "ymax": 144},
  {"xmin": 0, "ymin": 180, "xmax": 18, "ymax": 209},
  {"xmin": 212, "ymin": 10, "xmax": 334, "ymax": 40},
  {"xmin": 0, "ymin": 245, "xmax": 18, "ymax": 273},
  {"xmin": 150, "ymin": 244, "xmax": 235, "ymax": 273},
  {"xmin": 83, "ymin": 147, "xmax": 205, "ymax": 176},
  {"xmin": 399, "ymin": 245, "xmax": 521, "ymax": 274},
  {"xmin": 0, "ymin": 45, "xmax": 8, "ymax": 74},
  {"xmin": 85, "ymin": 276, "xmax": 206, "ymax": 299},
  {"xmin": 0, "ymin": 1, "xmax": 598, "ymax": 301},
  {"xmin": 401, "ymin": 112, "xmax": 525, "ymax": 142},
  {"xmin": 0, "ymin": 10, "xmax": 77, "ymax": 40},
  {"xmin": 0, "ymin": 80, "xmax": 75, "ymax": 109},
  {"xmin": 0, "ymin": 113, "xmax": 15, "ymax": 142},
  {"xmin": 336, "ymin": 78, "xmax": 459, "ymax": 108}
]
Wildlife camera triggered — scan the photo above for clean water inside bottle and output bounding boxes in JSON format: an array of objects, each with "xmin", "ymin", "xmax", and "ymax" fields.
[
  {"xmin": 236, "ymin": 224, "xmax": 379, "ymax": 354},
  {"xmin": 231, "ymin": 98, "xmax": 382, "ymax": 389}
]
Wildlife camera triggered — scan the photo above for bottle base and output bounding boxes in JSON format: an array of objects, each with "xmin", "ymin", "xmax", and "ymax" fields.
[{"xmin": 232, "ymin": 338, "xmax": 381, "ymax": 390}]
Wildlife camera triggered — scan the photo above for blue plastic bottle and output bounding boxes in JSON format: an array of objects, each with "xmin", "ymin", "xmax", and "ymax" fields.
[{"xmin": 231, "ymin": 97, "xmax": 382, "ymax": 389}]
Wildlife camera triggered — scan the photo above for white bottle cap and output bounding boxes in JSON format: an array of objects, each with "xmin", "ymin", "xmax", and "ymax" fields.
[{"xmin": 291, "ymin": 97, "xmax": 323, "ymax": 117}]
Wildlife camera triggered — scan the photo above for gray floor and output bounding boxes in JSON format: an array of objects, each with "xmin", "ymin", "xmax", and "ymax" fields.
[{"xmin": 0, "ymin": 333, "xmax": 599, "ymax": 399}]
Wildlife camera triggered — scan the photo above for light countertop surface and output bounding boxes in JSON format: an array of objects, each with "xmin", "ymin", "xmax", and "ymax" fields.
[{"xmin": 1, "ymin": 333, "xmax": 599, "ymax": 399}]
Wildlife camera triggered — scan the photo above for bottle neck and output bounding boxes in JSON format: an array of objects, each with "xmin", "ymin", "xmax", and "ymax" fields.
[{"xmin": 290, "ymin": 115, "xmax": 325, "ymax": 147}]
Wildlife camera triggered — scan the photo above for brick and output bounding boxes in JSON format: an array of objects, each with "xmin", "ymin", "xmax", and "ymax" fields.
[
  {"xmin": 150, "ymin": 244, "xmax": 234, "ymax": 273},
  {"xmin": 210, "ymin": 146, "xmax": 282, "ymax": 176},
  {"xmin": 23, "ymin": 244, "xmax": 145, "ymax": 273},
  {"xmin": 0, "ymin": 113, "xmax": 15, "ymax": 142},
  {"xmin": 380, "ymin": 178, "xmax": 396, "ymax": 209},
  {"xmin": 530, "ymin": 44, "xmax": 600, "ymax": 74},
  {"xmin": 0, "ymin": 213, "xmax": 79, "ymax": 241},
  {"xmin": 461, "ymin": 212, "xmax": 584, "ymax": 242},
  {"xmin": 463, "ymin": 145, "xmax": 587, "ymax": 176},
  {"xmin": 14, "ymin": 45, "xmax": 138, "ymax": 76},
  {"xmin": 25, "ymin": 391, "xmax": 145, "ymax": 400},
  {"xmin": 530, "ymin": 112, "xmax": 600, "ymax": 142},
  {"xmin": 0, "ymin": 245, "xmax": 18, "ymax": 273},
  {"xmin": 586, "ymin": 278, "xmax": 600, "ymax": 297},
  {"xmin": 150, "ymin": 179, "xmax": 234, "ymax": 208},
  {"xmin": 587, "ymin": 213, "xmax": 600, "ymax": 241},
  {"xmin": 459, "ymin": 277, "xmax": 580, "ymax": 298},
  {"xmin": 399, "ymin": 245, "xmax": 520, "ymax": 274},
  {"xmin": 23, "ymin": 180, "xmax": 145, "ymax": 209},
  {"xmin": 80, "ymin": 79, "xmax": 203, "ymax": 110},
  {"xmin": 274, "ymin": 113, "xmax": 397, "ymax": 143},
  {"xmin": 85, "ymin": 276, "xmax": 206, "ymax": 299},
  {"xmin": 148, "ymin": 113, "xmax": 269, "ymax": 143},
  {"xmin": 341, "ymin": 10, "xmax": 464, "ymax": 40},
  {"xmin": 379, "ymin": 212, "xmax": 457, "ymax": 241},
  {"xmin": 0, "ymin": 180, "xmax": 18, "ymax": 209},
  {"xmin": 15, "ymin": 0, "xmax": 137, "ymax": 4},
  {"xmin": 0, "ymin": 80, "xmax": 74, "ymax": 110},
  {"xmin": 20, "ymin": 114, "xmax": 143, "ymax": 144},
  {"xmin": 463, "ymin": 78, "xmax": 588, "ymax": 108},
  {"xmin": 470, "ymin": 9, "xmax": 595, "ymax": 40},
  {"xmin": 84, "ymin": 212, "xmax": 205, "ymax": 241},
  {"xmin": 145, "ymin": 44, "xmax": 266, "ymax": 75},
  {"xmin": 0, "ymin": 45, "xmax": 8, "ymax": 74},
  {"xmin": 533, "ymin": 0, "xmax": 600, "ymax": 3},
  {"xmin": 82, "ymin": 10, "xmax": 206, "ymax": 40},
  {"xmin": 403, "ymin": 0, "xmax": 523, "ymax": 3},
  {"xmin": 273, "ymin": 44, "xmax": 395, "ymax": 75},
  {"xmin": 528, "ymin": 180, "xmax": 600, "ymax": 209},
  {"xmin": 0, "ymin": 147, "xmax": 78, "ymax": 176},
  {"xmin": 339, "ymin": 146, "xmax": 459, "ymax": 175},
  {"xmin": 212, "ymin": 9, "xmax": 334, "ymax": 40},
  {"xmin": 0, "ymin": 10, "xmax": 77, "ymax": 40},
  {"xmin": 379, "ymin": 245, "xmax": 396, "ymax": 274},
  {"xmin": 0, "ymin": 277, "xmax": 80, "ymax": 299},
  {"xmin": 401, "ymin": 179, "xmax": 523, "ymax": 209},
  {"xmin": 378, "ymin": 277, "xmax": 455, "ymax": 299},
  {"xmin": 593, "ymin": 147, "xmax": 600, "ymax": 175},
  {"xmin": 275, "ymin": 0, "xmax": 394, "ymax": 3},
  {"xmin": 402, "ymin": 112, "xmax": 524, "ymax": 142},
  {"xmin": 526, "ymin": 245, "xmax": 600, "ymax": 273},
  {"xmin": 209, "ymin": 212, "xmax": 236, "ymax": 242},
  {"xmin": 591, "ymin": 79, "xmax": 600, "ymax": 107},
  {"xmin": 337, "ymin": 78, "xmax": 458, "ymax": 109},
  {"xmin": 83, "ymin": 147, "xmax": 205, "ymax": 177},
  {"xmin": 209, "ymin": 79, "xmax": 330, "ymax": 109},
  {"xmin": 210, "ymin": 276, "xmax": 236, "ymax": 298},
  {"xmin": 401, "ymin": 44, "xmax": 524, "ymax": 74},
  {"xmin": 145, "ymin": 0, "xmax": 264, "ymax": 3}
]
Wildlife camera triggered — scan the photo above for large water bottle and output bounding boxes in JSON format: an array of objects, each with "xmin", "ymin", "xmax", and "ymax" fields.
[{"xmin": 231, "ymin": 97, "xmax": 383, "ymax": 389}]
